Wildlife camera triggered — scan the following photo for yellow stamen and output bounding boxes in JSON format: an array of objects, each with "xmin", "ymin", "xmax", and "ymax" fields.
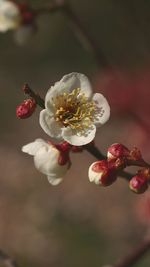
[{"xmin": 52, "ymin": 88, "xmax": 97, "ymax": 132}]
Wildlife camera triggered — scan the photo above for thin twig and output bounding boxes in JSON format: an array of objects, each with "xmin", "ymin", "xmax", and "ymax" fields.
[
  {"xmin": 34, "ymin": 0, "xmax": 64, "ymax": 16},
  {"xmin": 85, "ymin": 143, "xmax": 106, "ymax": 160},
  {"xmin": 22, "ymin": 84, "xmax": 45, "ymax": 109},
  {"xmin": 0, "ymin": 249, "xmax": 19, "ymax": 267},
  {"xmin": 112, "ymin": 237, "xmax": 150, "ymax": 267}
]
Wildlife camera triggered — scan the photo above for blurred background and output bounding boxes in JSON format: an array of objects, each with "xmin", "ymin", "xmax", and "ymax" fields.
[{"xmin": 0, "ymin": 0, "xmax": 150, "ymax": 266}]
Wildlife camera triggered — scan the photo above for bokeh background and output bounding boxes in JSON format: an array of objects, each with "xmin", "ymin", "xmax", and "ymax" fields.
[{"xmin": 0, "ymin": 0, "xmax": 150, "ymax": 266}]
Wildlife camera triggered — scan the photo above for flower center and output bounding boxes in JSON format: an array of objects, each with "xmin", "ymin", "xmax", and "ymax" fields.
[{"xmin": 52, "ymin": 88, "xmax": 96, "ymax": 131}]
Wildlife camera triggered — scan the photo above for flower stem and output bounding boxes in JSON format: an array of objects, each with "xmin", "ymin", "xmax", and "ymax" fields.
[
  {"xmin": 112, "ymin": 237, "xmax": 150, "ymax": 267},
  {"xmin": 22, "ymin": 84, "xmax": 45, "ymax": 109},
  {"xmin": 85, "ymin": 143, "xmax": 106, "ymax": 160}
]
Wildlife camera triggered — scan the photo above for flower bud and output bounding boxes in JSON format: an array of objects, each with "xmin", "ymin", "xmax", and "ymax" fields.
[
  {"xmin": 129, "ymin": 147, "xmax": 142, "ymax": 161},
  {"xmin": 16, "ymin": 98, "xmax": 36, "ymax": 119},
  {"xmin": 88, "ymin": 160, "xmax": 117, "ymax": 186},
  {"xmin": 107, "ymin": 143, "xmax": 130, "ymax": 160},
  {"xmin": 22, "ymin": 139, "xmax": 71, "ymax": 186},
  {"xmin": 129, "ymin": 175, "xmax": 148, "ymax": 194}
]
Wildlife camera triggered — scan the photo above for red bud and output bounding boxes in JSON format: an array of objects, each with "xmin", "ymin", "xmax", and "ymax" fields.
[
  {"xmin": 89, "ymin": 160, "xmax": 117, "ymax": 186},
  {"xmin": 129, "ymin": 175, "xmax": 148, "ymax": 194},
  {"xmin": 107, "ymin": 143, "xmax": 130, "ymax": 160},
  {"xmin": 16, "ymin": 98, "xmax": 36, "ymax": 119}
]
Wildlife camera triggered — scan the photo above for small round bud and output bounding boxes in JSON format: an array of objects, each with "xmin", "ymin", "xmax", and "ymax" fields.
[
  {"xmin": 129, "ymin": 147, "xmax": 142, "ymax": 161},
  {"xmin": 16, "ymin": 98, "xmax": 36, "ymax": 119},
  {"xmin": 107, "ymin": 143, "xmax": 129, "ymax": 160},
  {"xmin": 129, "ymin": 175, "xmax": 148, "ymax": 194},
  {"xmin": 88, "ymin": 160, "xmax": 117, "ymax": 186}
]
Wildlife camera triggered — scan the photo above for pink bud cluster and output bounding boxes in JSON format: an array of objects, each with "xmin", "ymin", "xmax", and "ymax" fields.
[{"xmin": 89, "ymin": 143, "xmax": 149, "ymax": 194}]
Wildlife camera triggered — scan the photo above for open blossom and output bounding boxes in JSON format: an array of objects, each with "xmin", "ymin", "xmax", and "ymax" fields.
[
  {"xmin": 0, "ymin": 0, "xmax": 21, "ymax": 32},
  {"xmin": 0, "ymin": 0, "xmax": 34, "ymax": 34},
  {"xmin": 22, "ymin": 139, "xmax": 70, "ymax": 185},
  {"xmin": 40, "ymin": 73, "xmax": 110, "ymax": 146}
]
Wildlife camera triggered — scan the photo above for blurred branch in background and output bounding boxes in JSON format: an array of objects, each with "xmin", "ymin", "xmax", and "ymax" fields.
[
  {"xmin": 0, "ymin": 249, "xmax": 19, "ymax": 267},
  {"xmin": 113, "ymin": 235, "xmax": 150, "ymax": 267},
  {"xmin": 36, "ymin": 0, "xmax": 110, "ymax": 68}
]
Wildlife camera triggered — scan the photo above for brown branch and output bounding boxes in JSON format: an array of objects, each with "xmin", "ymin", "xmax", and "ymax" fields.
[
  {"xmin": 0, "ymin": 249, "xmax": 19, "ymax": 267},
  {"xmin": 112, "ymin": 237, "xmax": 150, "ymax": 267},
  {"xmin": 22, "ymin": 84, "xmax": 45, "ymax": 109},
  {"xmin": 34, "ymin": 0, "xmax": 64, "ymax": 16},
  {"xmin": 85, "ymin": 143, "xmax": 106, "ymax": 160}
]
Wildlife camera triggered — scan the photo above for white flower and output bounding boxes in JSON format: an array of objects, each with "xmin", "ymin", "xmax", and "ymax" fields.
[
  {"xmin": 0, "ymin": 0, "xmax": 21, "ymax": 32},
  {"xmin": 40, "ymin": 72, "xmax": 110, "ymax": 146},
  {"xmin": 22, "ymin": 139, "xmax": 70, "ymax": 185}
]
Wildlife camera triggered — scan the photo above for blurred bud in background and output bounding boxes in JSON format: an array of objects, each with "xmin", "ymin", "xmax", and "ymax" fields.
[{"xmin": 0, "ymin": 0, "xmax": 21, "ymax": 32}]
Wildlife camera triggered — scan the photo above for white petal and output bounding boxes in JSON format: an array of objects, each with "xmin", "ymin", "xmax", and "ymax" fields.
[
  {"xmin": 88, "ymin": 162, "xmax": 102, "ymax": 184},
  {"xmin": 62, "ymin": 126, "xmax": 96, "ymax": 146},
  {"xmin": 93, "ymin": 93, "xmax": 110, "ymax": 125},
  {"xmin": 45, "ymin": 73, "xmax": 93, "ymax": 113},
  {"xmin": 22, "ymin": 139, "xmax": 47, "ymax": 156},
  {"xmin": 47, "ymin": 175, "xmax": 63, "ymax": 186},
  {"xmin": 39, "ymin": 109, "xmax": 62, "ymax": 139},
  {"xmin": 34, "ymin": 145, "xmax": 68, "ymax": 177},
  {"xmin": 60, "ymin": 73, "xmax": 93, "ymax": 98}
]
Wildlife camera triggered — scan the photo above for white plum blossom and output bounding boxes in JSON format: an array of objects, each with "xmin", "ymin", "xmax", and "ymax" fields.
[
  {"xmin": 22, "ymin": 139, "xmax": 70, "ymax": 185},
  {"xmin": 0, "ymin": 0, "xmax": 21, "ymax": 32},
  {"xmin": 40, "ymin": 72, "xmax": 110, "ymax": 146}
]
